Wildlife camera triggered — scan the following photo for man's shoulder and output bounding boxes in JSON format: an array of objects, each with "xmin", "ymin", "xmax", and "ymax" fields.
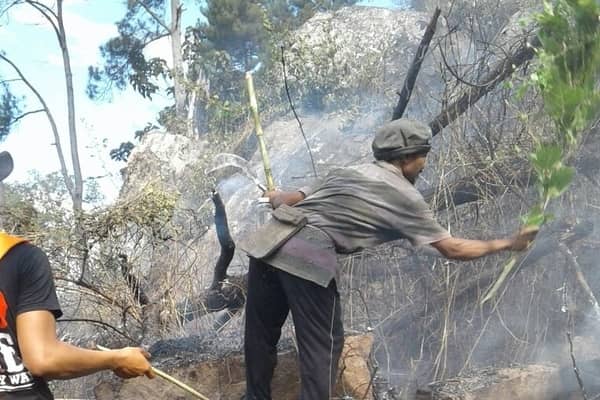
[
  {"xmin": 335, "ymin": 162, "xmax": 382, "ymax": 178},
  {"xmin": 345, "ymin": 161, "xmax": 409, "ymax": 185},
  {"xmin": 1, "ymin": 241, "xmax": 46, "ymax": 267}
]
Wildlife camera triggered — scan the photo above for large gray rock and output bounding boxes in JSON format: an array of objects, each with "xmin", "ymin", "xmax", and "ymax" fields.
[
  {"xmin": 277, "ymin": 6, "xmax": 446, "ymax": 116},
  {"xmin": 120, "ymin": 130, "xmax": 208, "ymax": 210}
]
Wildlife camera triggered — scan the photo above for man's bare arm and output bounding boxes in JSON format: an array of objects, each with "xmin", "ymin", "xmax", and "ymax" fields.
[
  {"xmin": 17, "ymin": 310, "xmax": 154, "ymax": 380},
  {"xmin": 431, "ymin": 227, "xmax": 538, "ymax": 261},
  {"xmin": 431, "ymin": 237, "xmax": 512, "ymax": 260}
]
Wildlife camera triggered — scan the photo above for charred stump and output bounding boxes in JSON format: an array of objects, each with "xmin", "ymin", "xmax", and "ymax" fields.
[{"xmin": 180, "ymin": 191, "xmax": 246, "ymax": 323}]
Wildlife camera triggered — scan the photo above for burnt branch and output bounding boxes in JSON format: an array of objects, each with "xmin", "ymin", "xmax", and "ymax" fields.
[
  {"xmin": 118, "ymin": 254, "xmax": 149, "ymax": 306},
  {"xmin": 179, "ymin": 191, "xmax": 245, "ymax": 322},
  {"xmin": 429, "ymin": 35, "xmax": 541, "ymax": 136},
  {"xmin": 392, "ymin": 7, "xmax": 441, "ymax": 121}
]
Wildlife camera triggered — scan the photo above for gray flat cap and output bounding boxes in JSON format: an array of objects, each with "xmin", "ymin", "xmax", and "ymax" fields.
[
  {"xmin": 0, "ymin": 151, "xmax": 14, "ymax": 182},
  {"xmin": 372, "ymin": 119, "xmax": 432, "ymax": 160}
]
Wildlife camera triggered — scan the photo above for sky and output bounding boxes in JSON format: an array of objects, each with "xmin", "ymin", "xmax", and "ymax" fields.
[{"xmin": 0, "ymin": 0, "xmax": 403, "ymax": 204}]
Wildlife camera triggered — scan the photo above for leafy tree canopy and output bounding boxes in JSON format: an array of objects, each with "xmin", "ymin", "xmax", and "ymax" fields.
[
  {"xmin": 199, "ymin": 0, "xmax": 266, "ymax": 71},
  {"xmin": 87, "ymin": 0, "xmax": 171, "ymax": 100},
  {"xmin": 0, "ymin": 79, "xmax": 21, "ymax": 140},
  {"xmin": 535, "ymin": 0, "xmax": 600, "ymax": 145},
  {"xmin": 196, "ymin": 0, "xmax": 359, "ymax": 70}
]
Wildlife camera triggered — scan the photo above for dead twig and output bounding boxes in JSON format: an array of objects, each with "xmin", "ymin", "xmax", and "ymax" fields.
[
  {"xmin": 560, "ymin": 243, "xmax": 600, "ymax": 321},
  {"xmin": 566, "ymin": 328, "xmax": 588, "ymax": 400}
]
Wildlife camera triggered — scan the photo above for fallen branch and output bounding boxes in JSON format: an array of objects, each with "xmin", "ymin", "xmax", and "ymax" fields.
[
  {"xmin": 561, "ymin": 243, "xmax": 600, "ymax": 321},
  {"xmin": 566, "ymin": 331, "xmax": 588, "ymax": 400}
]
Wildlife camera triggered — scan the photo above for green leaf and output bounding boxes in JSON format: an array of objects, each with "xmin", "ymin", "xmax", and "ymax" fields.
[
  {"xmin": 520, "ymin": 205, "xmax": 547, "ymax": 227},
  {"xmin": 530, "ymin": 145, "xmax": 563, "ymax": 173},
  {"xmin": 545, "ymin": 165, "xmax": 575, "ymax": 198},
  {"xmin": 515, "ymin": 82, "xmax": 530, "ymax": 101}
]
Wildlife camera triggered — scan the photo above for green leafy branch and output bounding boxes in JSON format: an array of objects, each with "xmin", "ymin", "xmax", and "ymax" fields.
[{"xmin": 482, "ymin": 0, "xmax": 600, "ymax": 305}]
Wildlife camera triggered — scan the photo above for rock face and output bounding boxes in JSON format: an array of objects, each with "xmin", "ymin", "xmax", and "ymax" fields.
[
  {"xmin": 280, "ymin": 6, "xmax": 443, "ymax": 112},
  {"xmin": 417, "ymin": 364, "xmax": 560, "ymax": 400},
  {"xmin": 337, "ymin": 334, "xmax": 375, "ymax": 400},
  {"xmin": 123, "ymin": 131, "xmax": 194, "ymax": 191},
  {"xmin": 417, "ymin": 362, "xmax": 600, "ymax": 400},
  {"xmin": 120, "ymin": 130, "xmax": 208, "ymax": 210},
  {"xmin": 94, "ymin": 334, "xmax": 374, "ymax": 400}
]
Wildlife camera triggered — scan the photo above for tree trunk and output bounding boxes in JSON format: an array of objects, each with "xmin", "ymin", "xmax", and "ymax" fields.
[
  {"xmin": 170, "ymin": 0, "xmax": 187, "ymax": 134},
  {"xmin": 191, "ymin": 66, "xmax": 211, "ymax": 137},
  {"xmin": 57, "ymin": 0, "xmax": 83, "ymax": 212},
  {"xmin": 0, "ymin": 53, "xmax": 74, "ymax": 201}
]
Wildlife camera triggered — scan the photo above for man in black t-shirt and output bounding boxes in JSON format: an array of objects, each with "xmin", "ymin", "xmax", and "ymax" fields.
[
  {"xmin": 0, "ymin": 238, "xmax": 61, "ymax": 399},
  {"xmin": 0, "ymin": 151, "xmax": 154, "ymax": 400}
]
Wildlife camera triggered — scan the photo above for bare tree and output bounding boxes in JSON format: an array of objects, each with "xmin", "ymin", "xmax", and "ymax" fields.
[{"xmin": 1, "ymin": 0, "xmax": 84, "ymax": 212}]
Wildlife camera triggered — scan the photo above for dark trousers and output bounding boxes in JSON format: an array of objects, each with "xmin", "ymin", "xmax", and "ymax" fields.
[{"xmin": 244, "ymin": 257, "xmax": 344, "ymax": 400}]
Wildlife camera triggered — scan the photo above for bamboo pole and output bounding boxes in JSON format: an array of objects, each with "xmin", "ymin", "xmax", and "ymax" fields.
[
  {"xmin": 245, "ymin": 71, "xmax": 275, "ymax": 191},
  {"xmin": 96, "ymin": 345, "xmax": 210, "ymax": 400}
]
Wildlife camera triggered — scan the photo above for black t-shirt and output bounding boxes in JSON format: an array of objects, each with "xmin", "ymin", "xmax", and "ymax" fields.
[{"xmin": 0, "ymin": 243, "xmax": 62, "ymax": 400}]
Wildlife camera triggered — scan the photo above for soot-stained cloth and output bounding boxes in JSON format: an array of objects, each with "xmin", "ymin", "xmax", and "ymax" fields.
[{"xmin": 263, "ymin": 160, "xmax": 450, "ymax": 287}]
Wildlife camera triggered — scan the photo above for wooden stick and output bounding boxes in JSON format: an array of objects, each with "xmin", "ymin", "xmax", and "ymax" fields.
[
  {"xmin": 245, "ymin": 71, "xmax": 275, "ymax": 191},
  {"xmin": 96, "ymin": 345, "xmax": 210, "ymax": 400}
]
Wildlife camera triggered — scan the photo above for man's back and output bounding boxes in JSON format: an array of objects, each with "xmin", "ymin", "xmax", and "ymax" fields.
[{"xmin": 295, "ymin": 161, "xmax": 449, "ymax": 253}]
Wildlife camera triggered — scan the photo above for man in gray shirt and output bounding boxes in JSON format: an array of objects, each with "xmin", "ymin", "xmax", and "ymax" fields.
[{"xmin": 241, "ymin": 119, "xmax": 537, "ymax": 400}]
